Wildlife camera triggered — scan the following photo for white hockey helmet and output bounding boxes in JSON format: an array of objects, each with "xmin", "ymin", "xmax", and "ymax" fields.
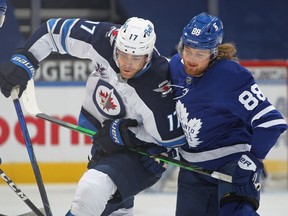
[{"xmin": 114, "ymin": 17, "xmax": 156, "ymax": 60}]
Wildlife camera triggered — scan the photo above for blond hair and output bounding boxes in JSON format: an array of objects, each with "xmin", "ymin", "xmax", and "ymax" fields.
[{"xmin": 217, "ymin": 42, "xmax": 238, "ymax": 60}]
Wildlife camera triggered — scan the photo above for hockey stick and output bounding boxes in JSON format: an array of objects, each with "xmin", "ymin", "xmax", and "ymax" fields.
[
  {"xmin": 21, "ymin": 80, "xmax": 232, "ymax": 183},
  {"xmin": 11, "ymin": 87, "xmax": 53, "ymax": 216},
  {"xmin": 0, "ymin": 158, "xmax": 45, "ymax": 216}
]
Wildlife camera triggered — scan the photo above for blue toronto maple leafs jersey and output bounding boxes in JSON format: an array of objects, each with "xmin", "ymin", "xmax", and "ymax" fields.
[
  {"xmin": 170, "ymin": 54, "xmax": 287, "ymax": 169},
  {"xmin": 23, "ymin": 18, "xmax": 186, "ymax": 147}
]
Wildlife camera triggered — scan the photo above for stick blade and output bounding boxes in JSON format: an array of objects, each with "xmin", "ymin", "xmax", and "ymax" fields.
[{"xmin": 21, "ymin": 79, "xmax": 41, "ymax": 116}]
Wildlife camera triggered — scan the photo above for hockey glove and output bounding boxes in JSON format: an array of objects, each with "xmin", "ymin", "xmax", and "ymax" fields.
[
  {"xmin": 232, "ymin": 152, "xmax": 263, "ymax": 197},
  {"xmin": 92, "ymin": 118, "xmax": 138, "ymax": 155},
  {"xmin": 141, "ymin": 146, "xmax": 177, "ymax": 178},
  {"xmin": 0, "ymin": 48, "xmax": 38, "ymax": 98}
]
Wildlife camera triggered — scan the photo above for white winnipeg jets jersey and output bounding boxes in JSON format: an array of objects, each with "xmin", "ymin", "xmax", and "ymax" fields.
[{"xmin": 25, "ymin": 18, "xmax": 186, "ymax": 147}]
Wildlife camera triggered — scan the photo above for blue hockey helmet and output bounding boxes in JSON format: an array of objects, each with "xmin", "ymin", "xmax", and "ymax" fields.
[{"xmin": 181, "ymin": 12, "xmax": 223, "ymax": 51}]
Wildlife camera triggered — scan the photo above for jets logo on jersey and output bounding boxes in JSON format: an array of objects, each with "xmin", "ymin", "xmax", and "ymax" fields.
[
  {"xmin": 176, "ymin": 100, "xmax": 203, "ymax": 148},
  {"xmin": 95, "ymin": 62, "xmax": 107, "ymax": 77},
  {"xmin": 93, "ymin": 79, "xmax": 125, "ymax": 118},
  {"xmin": 106, "ymin": 26, "xmax": 118, "ymax": 45},
  {"xmin": 99, "ymin": 89, "xmax": 117, "ymax": 110},
  {"xmin": 153, "ymin": 80, "xmax": 173, "ymax": 97}
]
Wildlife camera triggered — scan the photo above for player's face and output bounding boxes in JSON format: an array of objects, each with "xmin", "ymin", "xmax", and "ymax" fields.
[
  {"xmin": 182, "ymin": 46, "xmax": 210, "ymax": 77},
  {"xmin": 116, "ymin": 49, "xmax": 147, "ymax": 79}
]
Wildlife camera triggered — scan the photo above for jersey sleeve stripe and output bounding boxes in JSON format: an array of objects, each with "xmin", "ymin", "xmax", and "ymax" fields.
[
  {"xmin": 179, "ymin": 143, "xmax": 251, "ymax": 163},
  {"xmin": 47, "ymin": 18, "xmax": 58, "ymax": 32},
  {"xmin": 155, "ymin": 135, "xmax": 187, "ymax": 147},
  {"xmin": 251, "ymin": 105, "xmax": 276, "ymax": 125},
  {"xmin": 46, "ymin": 18, "xmax": 62, "ymax": 52},
  {"xmin": 60, "ymin": 18, "xmax": 78, "ymax": 53},
  {"xmin": 256, "ymin": 119, "xmax": 287, "ymax": 128}
]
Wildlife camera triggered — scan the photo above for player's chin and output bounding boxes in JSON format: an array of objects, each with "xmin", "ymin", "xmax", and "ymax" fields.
[
  {"xmin": 120, "ymin": 70, "xmax": 135, "ymax": 79},
  {"xmin": 185, "ymin": 68, "xmax": 197, "ymax": 76},
  {"xmin": 185, "ymin": 66, "xmax": 203, "ymax": 77}
]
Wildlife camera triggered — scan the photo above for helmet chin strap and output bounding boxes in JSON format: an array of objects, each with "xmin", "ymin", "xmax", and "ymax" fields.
[
  {"xmin": 209, "ymin": 48, "xmax": 219, "ymax": 61},
  {"xmin": 141, "ymin": 56, "xmax": 151, "ymax": 70},
  {"xmin": 208, "ymin": 53, "xmax": 218, "ymax": 68},
  {"xmin": 133, "ymin": 61, "xmax": 152, "ymax": 78}
]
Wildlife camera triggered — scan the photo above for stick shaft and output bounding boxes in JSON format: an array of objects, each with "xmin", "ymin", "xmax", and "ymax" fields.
[
  {"xmin": 21, "ymin": 79, "xmax": 232, "ymax": 183},
  {"xmin": 12, "ymin": 89, "xmax": 53, "ymax": 216},
  {"xmin": 36, "ymin": 113, "xmax": 232, "ymax": 183}
]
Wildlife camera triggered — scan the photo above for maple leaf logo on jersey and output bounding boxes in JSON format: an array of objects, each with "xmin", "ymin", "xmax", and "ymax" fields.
[
  {"xmin": 99, "ymin": 89, "xmax": 117, "ymax": 110},
  {"xmin": 176, "ymin": 100, "xmax": 203, "ymax": 148}
]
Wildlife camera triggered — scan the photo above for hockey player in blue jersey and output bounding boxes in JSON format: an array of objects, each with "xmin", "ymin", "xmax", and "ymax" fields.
[
  {"xmin": 0, "ymin": 17, "xmax": 186, "ymax": 215},
  {"xmin": 170, "ymin": 12, "xmax": 288, "ymax": 216}
]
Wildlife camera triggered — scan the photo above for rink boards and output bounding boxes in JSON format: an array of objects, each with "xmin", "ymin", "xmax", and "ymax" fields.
[{"xmin": 0, "ymin": 60, "xmax": 287, "ymax": 183}]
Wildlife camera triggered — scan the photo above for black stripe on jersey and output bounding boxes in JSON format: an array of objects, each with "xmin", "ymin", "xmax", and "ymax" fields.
[
  {"xmin": 53, "ymin": 18, "xmax": 65, "ymax": 34},
  {"xmin": 80, "ymin": 107, "xmax": 102, "ymax": 130},
  {"xmin": 24, "ymin": 22, "xmax": 48, "ymax": 49},
  {"xmin": 69, "ymin": 21, "xmax": 120, "ymax": 70},
  {"xmin": 69, "ymin": 19, "xmax": 97, "ymax": 44}
]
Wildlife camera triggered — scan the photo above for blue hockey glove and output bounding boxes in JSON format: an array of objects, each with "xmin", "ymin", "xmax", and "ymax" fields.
[
  {"xmin": 0, "ymin": 48, "xmax": 38, "ymax": 98},
  {"xmin": 141, "ymin": 146, "xmax": 177, "ymax": 178},
  {"xmin": 232, "ymin": 152, "xmax": 263, "ymax": 197},
  {"xmin": 92, "ymin": 118, "xmax": 138, "ymax": 155}
]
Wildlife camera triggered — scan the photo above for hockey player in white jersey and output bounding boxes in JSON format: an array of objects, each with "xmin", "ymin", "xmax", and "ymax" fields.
[
  {"xmin": 170, "ymin": 12, "xmax": 287, "ymax": 216},
  {"xmin": 0, "ymin": 17, "xmax": 186, "ymax": 215}
]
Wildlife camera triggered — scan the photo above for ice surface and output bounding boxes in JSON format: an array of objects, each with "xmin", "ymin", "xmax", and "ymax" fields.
[{"xmin": 0, "ymin": 184, "xmax": 287, "ymax": 215}]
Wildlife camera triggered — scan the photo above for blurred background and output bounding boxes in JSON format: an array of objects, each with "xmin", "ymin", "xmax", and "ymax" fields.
[
  {"xmin": 2, "ymin": 0, "xmax": 288, "ymax": 60},
  {"xmin": 0, "ymin": 0, "xmax": 287, "ymax": 202}
]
